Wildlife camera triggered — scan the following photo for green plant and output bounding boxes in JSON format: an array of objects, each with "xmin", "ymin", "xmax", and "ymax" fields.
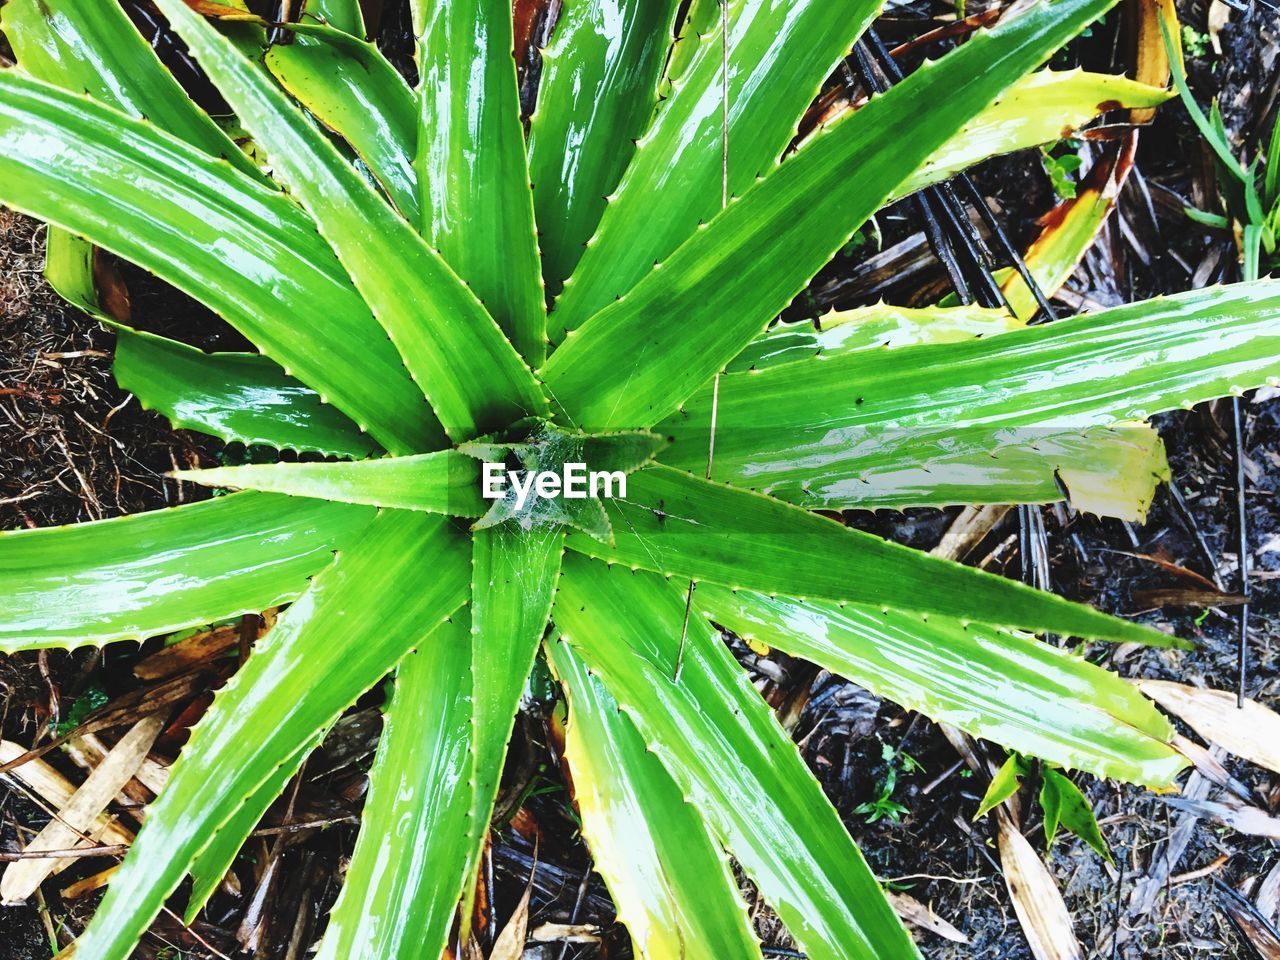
[
  {"xmin": 2, "ymin": 1, "xmax": 1280, "ymax": 958},
  {"xmin": 974, "ymin": 753, "xmax": 1110, "ymax": 859},
  {"xmin": 853, "ymin": 742, "xmax": 919, "ymax": 824},
  {"xmin": 1181, "ymin": 23, "xmax": 1211, "ymax": 59},
  {"xmin": 1041, "ymin": 141, "xmax": 1084, "ymax": 199},
  {"xmin": 1165, "ymin": 14, "xmax": 1277, "ymax": 280}
]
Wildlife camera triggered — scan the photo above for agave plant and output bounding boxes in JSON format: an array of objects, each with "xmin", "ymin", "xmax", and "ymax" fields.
[{"xmin": 2, "ymin": 0, "xmax": 1280, "ymax": 956}]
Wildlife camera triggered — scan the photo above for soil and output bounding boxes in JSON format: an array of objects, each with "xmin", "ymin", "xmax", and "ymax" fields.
[{"xmin": 1, "ymin": 0, "xmax": 1279, "ymax": 957}]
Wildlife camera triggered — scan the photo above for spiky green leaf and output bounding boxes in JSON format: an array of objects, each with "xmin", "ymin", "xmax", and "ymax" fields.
[
  {"xmin": 412, "ymin": 0, "xmax": 546, "ymax": 364},
  {"xmin": 549, "ymin": 0, "xmax": 883, "ymax": 340},
  {"xmin": 567, "ymin": 465, "xmax": 1180, "ymax": 646},
  {"xmin": 553, "ymin": 557, "xmax": 920, "ymax": 960},
  {"xmin": 0, "ymin": 70, "xmax": 439, "ymax": 454},
  {"xmin": 0, "ymin": 492, "xmax": 373, "ymax": 650},
  {"xmin": 697, "ymin": 585, "xmax": 1185, "ymax": 786},
  {"xmin": 173, "ymin": 451, "xmax": 486, "ymax": 516},
  {"xmin": 727, "ymin": 303, "xmax": 1022, "ymax": 373},
  {"xmin": 464, "ymin": 527, "xmax": 564, "ymax": 908},
  {"xmin": 528, "ymin": 0, "xmax": 682, "ymax": 295},
  {"xmin": 265, "ymin": 25, "xmax": 419, "ymax": 217},
  {"xmin": 113, "ymin": 326, "xmax": 379, "ymax": 458},
  {"xmin": 185, "ymin": 740, "xmax": 315, "ymax": 921},
  {"xmin": 890, "ymin": 69, "xmax": 1169, "ymax": 200},
  {"xmin": 155, "ymin": 0, "xmax": 548, "ymax": 439},
  {"xmin": 314, "ymin": 618, "xmax": 476, "ymax": 960},
  {"xmin": 73, "ymin": 510, "xmax": 470, "ymax": 960},
  {"xmin": 1, "ymin": 0, "xmax": 260, "ymax": 176},
  {"xmin": 540, "ymin": 0, "xmax": 1121, "ymax": 429},
  {"xmin": 547, "ymin": 636, "xmax": 764, "ymax": 960},
  {"xmin": 661, "ymin": 282, "xmax": 1280, "ymax": 511}
]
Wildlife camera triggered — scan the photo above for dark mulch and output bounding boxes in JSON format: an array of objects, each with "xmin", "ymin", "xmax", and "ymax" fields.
[{"xmin": 0, "ymin": 212, "xmax": 215, "ymax": 530}]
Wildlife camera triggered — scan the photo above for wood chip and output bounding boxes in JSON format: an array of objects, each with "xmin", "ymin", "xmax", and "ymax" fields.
[
  {"xmin": 1137, "ymin": 680, "xmax": 1280, "ymax": 775},
  {"xmin": 1257, "ymin": 859, "xmax": 1280, "ymax": 923},
  {"xmin": 933, "ymin": 505, "xmax": 1010, "ymax": 562},
  {"xmin": 1207, "ymin": 0, "xmax": 1230, "ymax": 55},
  {"xmin": 1131, "ymin": 587, "xmax": 1246, "ymax": 608},
  {"xmin": 0, "ymin": 715, "xmax": 162, "ymax": 904},
  {"xmin": 68, "ymin": 732, "xmax": 169, "ymax": 799},
  {"xmin": 887, "ymin": 890, "xmax": 969, "ymax": 944},
  {"xmin": 1220, "ymin": 879, "xmax": 1280, "ymax": 959},
  {"xmin": 1163, "ymin": 796, "xmax": 1280, "ymax": 839},
  {"xmin": 1127, "ymin": 757, "xmax": 1216, "ymax": 920},
  {"xmin": 60, "ymin": 864, "xmax": 118, "ymax": 899},
  {"xmin": 527, "ymin": 922, "xmax": 601, "ymax": 944},
  {"xmin": 133, "ymin": 623, "xmax": 240, "ymax": 680},
  {"xmin": 1171, "ymin": 732, "xmax": 1253, "ymax": 801},
  {"xmin": 997, "ymin": 811, "xmax": 1084, "ymax": 960}
]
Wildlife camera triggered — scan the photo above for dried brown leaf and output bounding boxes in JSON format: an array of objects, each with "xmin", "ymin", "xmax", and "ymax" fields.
[
  {"xmin": 490, "ymin": 875, "xmax": 533, "ymax": 960},
  {"xmin": 0, "ymin": 716, "xmax": 162, "ymax": 903},
  {"xmin": 933, "ymin": 505, "xmax": 1010, "ymax": 562},
  {"xmin": 1163, "ymin": 796, "xmax": 1280, "ymax": 839},
  {"xmin": 1170, "ymin": 732, "xmax": 1251, "ymax": 800},
  {"xmin": 997, "ymin": 811, "xmax": 1084, "ymax": 960},
  {"xmin": 1130, "ymin": 0, "xmax": 1180, "ymax": 123},
  {"xmin": 1221, "ymin": 880, "xmax": 1280, "ymax": 959},
  {"xmin": 527, "ymin": 922, "xmax": 601, "ymax": 944},
  {"xmin": 1138, "ymin": 680, "xmax": 1280, "ymax": 774},
  {"xmin": 1257, "ymin": 859, "xmax": 1280, "ymax": 923},
  {"xmin": 0, "ymin": 741, "xmax": 133, "ymax": 847},
  {"xmin": 887, "ymin": 890, "xmax": 969, "ymax": 944},
  {"xmin": 133, "ymin": 623, "xmax": 239, "ymax": 680},
  {"xmin": 60, "ymin": 865, "xmax": 118, "ymax": 900}
]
